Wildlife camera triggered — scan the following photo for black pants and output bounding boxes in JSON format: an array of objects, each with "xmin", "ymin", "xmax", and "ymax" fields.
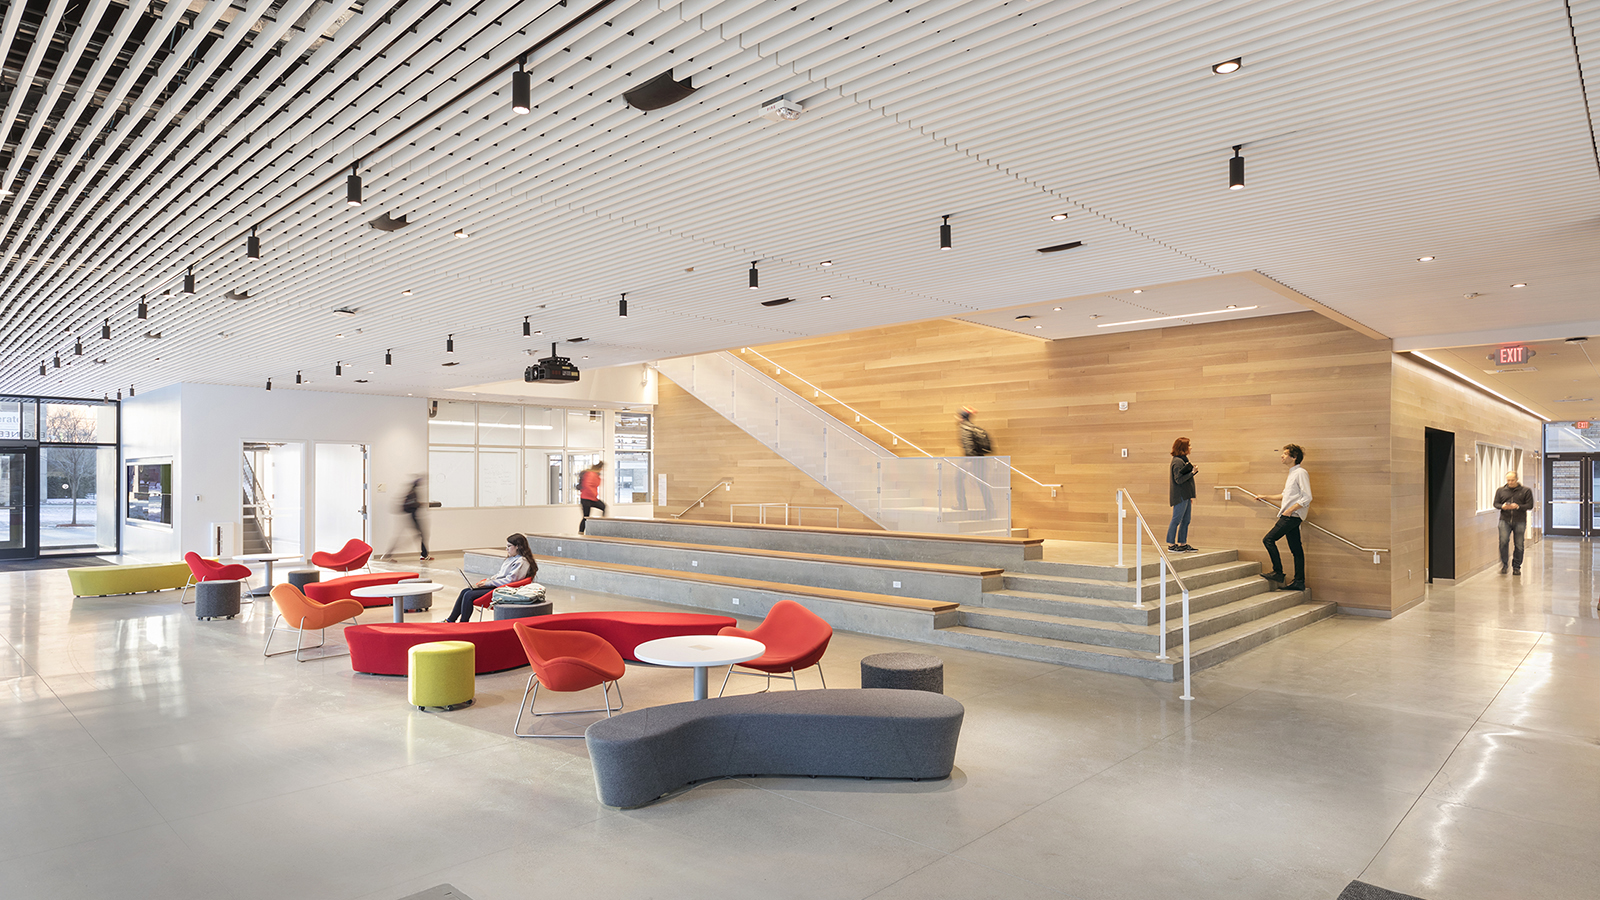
[
  {"xmin": 1263, "ymin": 515, "xmax": 1304, "ymax": 583},
  {"xmin": 579, "ymin": 498, "xmax": 607, "ymax": 533},
  {"xmin": 446, "ymin": 586, "xmax": 493, "ymax": 622},
  {"xmin": 408, "ymin": 510, "xmax": 429, "ymax": 557}
]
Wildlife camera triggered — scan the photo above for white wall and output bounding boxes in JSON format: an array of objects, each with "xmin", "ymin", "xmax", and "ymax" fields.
[
  {"xmin": 118, "ymin": 384, "xmax": 426, "ymax": 562},
  {"xmin": 427, "ymin": 502, "xmax": 653, "ymax": 551}
]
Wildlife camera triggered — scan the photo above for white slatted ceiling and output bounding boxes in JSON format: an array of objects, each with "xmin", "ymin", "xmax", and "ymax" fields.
[{"xmin": 0, "ymin": 0, "xmax": 1594, "ymax": 407}]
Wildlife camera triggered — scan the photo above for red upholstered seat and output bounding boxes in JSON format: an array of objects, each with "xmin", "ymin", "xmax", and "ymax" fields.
[
  {"xmin": 472, "ymin": 576, "xmax": 533, "ymax": 616},
  {"xmin": 717, "ymin": 600, "xmax": 832, "ymax": 693},
  {"xmin": 184, "ymin": 551, "xmax": 252, "ymax": 583},
  {"xmin": 311, "ymin": 539, "xmax": 373, "ymax": 573},
  {"xmin": 304, "ymin": 572, "xmax": 420, "ymax": 608},
  {"xmin": 516, "ymin": 624, "xmax": 626, "ymax": 692},
  {"xmin": 344, "ymin": 610, "xmax": 738, "ymax": 676}
]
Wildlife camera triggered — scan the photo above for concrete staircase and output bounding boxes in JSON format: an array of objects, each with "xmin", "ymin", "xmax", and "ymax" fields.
[{"xmin": 510, "ymin": 519, "xmax": 1334, "ymax": 682}]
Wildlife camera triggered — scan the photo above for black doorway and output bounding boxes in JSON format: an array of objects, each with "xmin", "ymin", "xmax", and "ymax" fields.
[{"xmin": 1425, "ymin": 428, "xmax": 1456, "ymax": 581}]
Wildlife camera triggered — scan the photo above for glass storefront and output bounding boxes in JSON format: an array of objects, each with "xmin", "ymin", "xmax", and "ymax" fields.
[{"xmin": 0, "ymin": 396, "xmax": 119, "ymax": 559}]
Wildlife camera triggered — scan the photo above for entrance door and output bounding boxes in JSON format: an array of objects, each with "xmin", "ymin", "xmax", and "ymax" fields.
[
  {"xmin": 314, "ymin": 443, "xmax": 368, "ymax": 553},
  {"xmin": 0, "ymin": 449, "xmax": 39, "ymax": 560},
  {"xmin": 1545, "ymin": 453, "xmax": 1596, "ymax": 537},
  {"xmin": 1425, "ymin": 428, "xmax": 1456, "ymax": 581}
]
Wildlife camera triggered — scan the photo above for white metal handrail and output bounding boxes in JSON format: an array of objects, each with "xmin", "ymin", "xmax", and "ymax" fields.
[
  {"xmin": 729, "ymin": 502, "xmax": 841, "ymax": 528},
  {"xmin": 1213, "ymin": 485, "xmax": 1388, "ymax": 564},
  {"xmin": 1116, "ymin": 489, "xmax": 1193, "ymax": 700},
  {"xmin": 739, "ymin": 346, "xmax": 1062, "ymax": 493},
  {"xmin": 670, "ymin": 480, "xmax": 732, "ymax": 519}
]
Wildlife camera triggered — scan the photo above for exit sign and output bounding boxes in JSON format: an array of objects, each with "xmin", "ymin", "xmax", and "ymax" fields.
[
  {"xmin": 1493, "ymin": 344, "xmax": 1536, "ymax": 365},
  {"xmin": 1577, "ymin": 421, "xmax": 1592, "ymax": 430}
]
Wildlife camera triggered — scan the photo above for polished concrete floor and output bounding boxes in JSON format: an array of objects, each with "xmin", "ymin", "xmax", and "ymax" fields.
[{"xmin": 1, "ymin": 542, "xmax": 1596, "ymax": 900}]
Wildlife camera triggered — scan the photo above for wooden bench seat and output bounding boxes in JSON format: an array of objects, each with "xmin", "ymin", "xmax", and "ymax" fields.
[
  {"xmin": 565, "ymin": 534, "xmax": 1002, "ymax": 578},
  {"xmin": 628, "ymin": 517, "xmax": 1042, "ymax": 548},
  {"xmin": 542, "ymin": 556, "xmax": 960, "ymax": 613}
]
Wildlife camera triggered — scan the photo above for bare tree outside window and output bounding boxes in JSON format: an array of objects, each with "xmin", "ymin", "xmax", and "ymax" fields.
[{"xmin": 45, "ymin": 408, "xmax": 97, "ymax": 527}]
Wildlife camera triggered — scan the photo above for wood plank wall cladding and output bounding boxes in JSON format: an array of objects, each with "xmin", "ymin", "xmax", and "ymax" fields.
[
  {"xmin": 728, "ymin": 312, "xmax": 1395, "ymax": 610},
  {"xmin": 1390, "ymin": 355, "xmax": 1545, "ymax": 611},
  {"xmin": 653, "ymin": 378, "xmax": 884, "ymax": 531}
]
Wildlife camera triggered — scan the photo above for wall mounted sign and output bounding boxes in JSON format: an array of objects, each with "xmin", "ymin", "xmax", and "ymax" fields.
[
  {"xmin": 1489, "ymin": 344, "xmax": 1536, "ymax": 365},
  {"xmin": 1576, "ymin": 421, "xmax": 1592, "ymax": 430}
]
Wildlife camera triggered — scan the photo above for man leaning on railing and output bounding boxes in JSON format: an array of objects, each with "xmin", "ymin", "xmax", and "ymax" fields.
[{"xmin": 1258, "ymin": 444, "xmax": 1312, "ymax": 592}]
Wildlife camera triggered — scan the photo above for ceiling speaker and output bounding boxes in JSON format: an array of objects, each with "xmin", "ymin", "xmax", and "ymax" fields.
[{"xmin": 624, "ymin": 71, "xmax": 697, "ymax": 111}]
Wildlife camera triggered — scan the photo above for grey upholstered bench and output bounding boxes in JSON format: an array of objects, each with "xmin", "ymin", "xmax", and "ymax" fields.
[{"xmin": 584, "ymin": 688, "xmax": 964, "ymax": 808}]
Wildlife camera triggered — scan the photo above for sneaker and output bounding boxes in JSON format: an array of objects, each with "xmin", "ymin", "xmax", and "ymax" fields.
[
  {"xmin": 1500, "ymin": 564, "xmax": 1508, "ymax": 574},
  {"xmin": 1178, "ymin": 544, "xmax": 1198, "ymax": 552},
  {"xmin": 1512, "ymin": 568, "xmax": 1521, "ymax": 576},
  {"xmin": 1168, "ymin": 544, "xmax": 1182, "ymax": 552},
  {"xmin": 1260, "ymin": 572, "xmax": 1286, "ymax": 584},
  {"xmin": 1284, "ymin": 582, "xmax": 1305, "ymax": 592}
]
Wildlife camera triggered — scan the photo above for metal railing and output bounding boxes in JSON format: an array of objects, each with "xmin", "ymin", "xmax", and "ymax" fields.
[
  {"xmin": 1116, "ymin": 489, "xmax": 1193, "ymax": 700},
  {"xmin": 670, "ymin": 480, "xmax": 733, "ymax": 519},
  {"xmin": 729, "ymin": 503, "xmax": 841, "ymax": 527},
  {"xmin": 1213, "ymin": 485, "xmax": 1388, "ymax": 564},
  {"xmin": 737, "ymin": 346, "xmax": 1062, "ymax": 495}
]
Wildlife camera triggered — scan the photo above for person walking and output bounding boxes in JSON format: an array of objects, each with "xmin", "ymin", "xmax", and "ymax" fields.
[
  {"xmin": 955, "ymin": 407, "xmax": 994, "ymax": 514},
  {"xmin": 577, "ymin": 460, "xmax": 607, "ymax": 534},
  {"xmin": 1493, "ymin": 470, "xmax": 1535, "ymax": 575},
  {"xmin": 444, "ymin": 534, "xmax": 536, "ymax": 623},
  {"xmin": 1259, "ymin": 444, "xmax": 1312, "ymax": 591},
  {"xmin": 1167, "ymin": 437, "xmax": 1198, "ymax": 552},
  {"xmin": 400, "ymin": 476, "xmax": 431, "ymax": 561}
]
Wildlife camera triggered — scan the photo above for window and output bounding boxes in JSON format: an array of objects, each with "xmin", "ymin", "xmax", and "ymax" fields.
[
  {"xmin": 1476, "ymin": 442, "xmax": 1524, "ymax": 512},
  {"xmin": 524, "ymin": 406, "xmax": 564, "ymax": 446},
  {"xmin": 567, "ymin": 409, "xmax": 603, "ymax": 448},
  {"xmin": 426, "ymin": 401, "xmax": 648, "ymax": 507},
  {"xmin": 614, "ymin": 413, "xmax": 652, "ymax": 504}
]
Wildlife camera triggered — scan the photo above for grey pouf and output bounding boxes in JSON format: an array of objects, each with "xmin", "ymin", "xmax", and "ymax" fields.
[
  {"xmin": 860, "ymin": 652, "xmax": 944, "ymax": 693},
  {"xmin": 398, "ymin": 580, "xmax": 436, "ymax": 612},
  {"xmin": 585, "ymin": 688, "xmax": 964, "ymax": 808},
  {"xmin": 493, "ymin": 600, "xmax": 553, "ymax": 620},
  {"xmin": 286, "ymin": 568, "xmax": 321, "ymax": 589},
  {"xmin": 195, "ymin": 580, "xmax": 241, "ymax": 620}
]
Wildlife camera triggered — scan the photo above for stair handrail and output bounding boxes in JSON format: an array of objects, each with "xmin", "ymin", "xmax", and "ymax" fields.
[
  {"xmin": 1116, "ymin": 488, "xmax": 1193, "ymax": 700},
  {"xmin": 670, "ymin": 480, "xmax": 733, "ymax": 519},
  {"xmin": 1212, "ymin": 485, "xmax": 1387, "ymax": 564},
  {"xmin": 738, "ymin": 346, "xmax": 1061, "ymax": 491}
]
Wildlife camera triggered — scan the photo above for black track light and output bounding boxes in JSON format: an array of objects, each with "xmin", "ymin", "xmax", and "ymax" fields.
[
  {"xmin": 347, "ymin": 163, "xmax": 362, "ymax": 207},
  {"xmin": 183, "ymin": 265, "xmax": 195, "ymax": 294},
  {"xmin": 446, "ymin": 334, "xmax": 454, "ymax": 352},
  {"xmin": 74, "ymin": 338, "xmax": 82, "ymax": 356},
  {"xmin": 619, "ymin": 292, "xmax": 628, "ymax": 317},
  {"xmin": 523, "ymin": 316, "xmax": 531, "ymax": 337},
  {"xmin": 385, "ymin": 349, "xmax": 392, "ymax": 366},
  {"xmin": 1229, "ymin": 145, "xmax": 1244, "ymax": 190},
  {"xmin": 939, "ymin": 215, "xmax": 952, "ymax": 250},
  {"xmin": 129, "ymin": 385, "xmax": 134, "ymax": 397},
  {"xmin": 101, "ymin": 319, "xmax": 111, "ymax": 340},
  {"xmin": 266, "ymin": 378, "xmax": 272, "ymax": 391},
  {"xmin": 246, "ymin": 225, "xmax": 260, "ymax": 259},
  {"xmin": 512, "ymin": 58, "xmax": 531, "ymax": 114},
  {"xmin": 749, "ymin": 261, "xmax": 759, "ymax": 290},
  {"xmin": 117, "ymin": 390, "xmax": 122, "ymax": 401},
  {"xmin": 137, "ymin": 295, "xmax": 148, "ymax": 319},
  {"xmin": 336, "ymin": 361, "xmax": 343, "ymax": 376},
  {"xmin": 296, "ymin": 370, "xmax": 302, "ymax": 384},
  {"xmin": 38, "ymin": 362, "xmax": 46, "ymax": 376},
  {"xmin": 53, "ymin": 352, "xmax": 60, "ymax": 369}
]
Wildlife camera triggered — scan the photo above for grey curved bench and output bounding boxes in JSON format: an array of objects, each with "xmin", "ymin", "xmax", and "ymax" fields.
[{"xmin": 584, "ymin": 688, "xmax": 964, "ymax": 808}]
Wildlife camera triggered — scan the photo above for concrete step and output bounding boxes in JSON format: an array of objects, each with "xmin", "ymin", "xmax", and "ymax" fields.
[
  {"xmin": 979, "ymin": 574, "xmax": 1278, "ymax": 625},
  {"xmin": 926, "ymin": 598, "xmax": 1336, "ymax": 681},
  {"xmin": 1011, "ymin": 548, "xmax": 1238, "ymax": 581},
  {"xmin": 958, "ymin": 586, "xmax": 1312, "ymax": 651},
  {"xmin": 1001, "ymin": 560, "xmax": 1263, "ymax": 601}
]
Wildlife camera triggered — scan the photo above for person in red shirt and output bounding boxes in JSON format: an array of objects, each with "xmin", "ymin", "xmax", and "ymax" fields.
[{"xmin": 578, "ymin": 461, "xmax": 607, "ymax": 534}]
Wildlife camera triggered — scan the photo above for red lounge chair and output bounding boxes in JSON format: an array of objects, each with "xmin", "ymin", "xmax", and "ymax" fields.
[
  {"xmin": 717, "ymin": 600, "xmax": 833, "ymax": 695},
  {"xmin": 263, "ymin": 584, "xmax": 365, "ymax": 662},
  {"xmin": 512, "ymin": 622, "xmax": 626, "ymax": 738},
  {"xmin": 311, "ymin": 539, "xmax": 373, "ymax": 573},
  {"xmin": 181, "ymin": 551, "xmax": 253, "ymax": 604}
]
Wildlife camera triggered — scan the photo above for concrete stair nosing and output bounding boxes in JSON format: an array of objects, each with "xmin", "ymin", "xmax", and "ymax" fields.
[
  {"xmin": 978, "ymin": 575, "xmax": 1274, "ymax": 624},
  {"xmin": 1012, "ymin": 549, "xmax": 1237, "ymax": 581},
  {"xmin": 1001, "ymin": 560, "xmax": 1263, "ymax": 601},
  {"xmin": 958, "ymin": 588, "xmax": 1312, "ymax": 652}
]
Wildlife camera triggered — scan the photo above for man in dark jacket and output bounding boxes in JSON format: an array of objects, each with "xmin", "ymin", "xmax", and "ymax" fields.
[
  {"xmin": 955, "ymin": 407, "xmax": 993, "ymax": 514},
  {"xmin": 1493, "ymin": 471, "xmax": 1535, "ymax": 575}
]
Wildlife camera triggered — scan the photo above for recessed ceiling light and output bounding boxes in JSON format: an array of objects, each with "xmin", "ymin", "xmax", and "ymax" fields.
[
  {"xmin": 454, "ymin": 229, "xmax": 469, "ymax": 239},
  {"xmin": 1052, "ymin": 306, "xmax": 1062, "ymax": 311},
  {"xmin": 1226, "ymin": 304, "xmax": 1237, "ymax": 309},
  {"xmin": 1132, "ymin": 289, "xmax": 1143, "ymax": 294},
  {"xmin": 820, "ymin": 295, "xmax": 832, "ymax": 301},
  {"xmin": 1417, "ymin": 256, "xmax": 1435, "ymax": 262},
  {"xmin": 1016, "ymin": 315, "xmax": 1033, "ymax": 320},
  {"xmin": 819, "ymin": 260, "xmax": 833, "ymax": 267},
  {"xmin": 1050, "ymin": 213, "xmax": 1068, "ymax": 221},
  {"xmin": 1034, "ymin": 325, "xmax": 1043, "ymax": 330},
  {"xmin": 1212, "ymin": 57, "xmax": 1242, "ymax": 74},
  {"xmin": 402, "ymin": 289, "xmax": 412, "ymax": 296},
  {"xmin": 1511, "ymin": 283, "xmax": 1527, "ymax": 288},
  {"xmin": 1089, "ymin": 314, "xmax": 1101, "ymax": 319},
  {"xmin": 334, "ymin": 333, "xmax": 345, "ymax": 339},
  {"xmin": 582, "ymin": 355, "xmax": 590, "ymax": 359}
]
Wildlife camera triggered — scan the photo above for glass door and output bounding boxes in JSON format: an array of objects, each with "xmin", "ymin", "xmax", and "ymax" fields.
[
  {"xmin": 1545, "ymin": 453, "xmax": 1594, "ymax": 537},
  {"xmin": 0, "ymin": 449, "xmax": 39, "ymax": 559}
]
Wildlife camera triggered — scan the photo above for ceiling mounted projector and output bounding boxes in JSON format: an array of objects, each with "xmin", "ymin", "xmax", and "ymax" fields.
[
  {"xmin": 525, "ymin": 342, "xmax": 581, "ymax": 383},
  {"xmin": 760, "ymin": 97, "xmax": 803, "ymax": 121}
]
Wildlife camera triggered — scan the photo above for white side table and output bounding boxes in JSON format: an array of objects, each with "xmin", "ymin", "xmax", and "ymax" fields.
[
  {"xmin": 633, "ymin": 635, "xmax": 765, "ymax": 701},
  {"xmin": 236, "ymin": 553, "xmax": 301, "ymax": 597},
  {"xmin": 351, "ymin": 582, "xmax": 446, "ymax": 623}
]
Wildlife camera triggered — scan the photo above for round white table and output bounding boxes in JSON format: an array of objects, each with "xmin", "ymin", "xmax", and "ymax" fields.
[
  {"xmin": 351, "ymin": 582, "xmax": 446, "ymax": 623},
  {"xmin": 633, "ymin": 635, "xmax": 765, "ymax": 701},
  {"xmin": 235, "ymin": 553, "xmax": 301, "ymax": 597}
]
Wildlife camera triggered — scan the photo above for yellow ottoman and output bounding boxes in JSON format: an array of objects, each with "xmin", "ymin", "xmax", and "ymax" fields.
[{"xmin": 408, "ymin": 641, "xmax": 476, "ymax": 711}]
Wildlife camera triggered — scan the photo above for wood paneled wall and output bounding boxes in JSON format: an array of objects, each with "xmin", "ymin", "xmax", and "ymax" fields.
[
  {"xmin": 1390, "ymin": 355, "xmax": 1545, "ymax": 610},
  {"xmin": 652, "ymin": 311, "xmax": 1543, "ymax": 614}
]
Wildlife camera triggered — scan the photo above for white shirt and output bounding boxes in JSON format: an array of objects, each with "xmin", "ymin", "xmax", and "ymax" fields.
[
  {"xmin": 487, "ymin": 556, "xmax": 531, "ymax": 586},
  {"xmin": 1280, "ymin": 465, "xmax": 1312, "ymax": 519}
]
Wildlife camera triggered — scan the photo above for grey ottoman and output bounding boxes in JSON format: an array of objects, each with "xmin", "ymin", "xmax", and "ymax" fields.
[
  {"xmin": 286, "ymin": 568, "xmax": 321, "ymax": 590},
  {"xmin": 860, "ymin": 652, "xmax": 944, "ymax": 693},
  {"xmin": 195, "ymin": 580, "xmax": 242, "ymax": 620},
  {"xmin": 398, "ymin": 578, "xmax": 436, "ymax": 612},
  {"xmin": 493, "ymin": 600, "xmax": 553, "ymax": 620}
]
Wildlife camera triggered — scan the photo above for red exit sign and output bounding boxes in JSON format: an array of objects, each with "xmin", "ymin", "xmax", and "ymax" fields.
[
  {"xmin": 1577, "ymin": 421, "xmax": 1592, "ymax": 430},
  {"xmin": 1491, "ymin": 344, "xmax": 1536, "ymax": 365}
]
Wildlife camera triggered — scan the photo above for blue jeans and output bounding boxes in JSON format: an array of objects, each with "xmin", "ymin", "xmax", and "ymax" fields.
[
  {"xmin": 1498, "ymin": 518, "xmax": 1525, "ymax": 570},
  {"xmin": 1167, "ymin": 499, "xmax": 1191, "ymax": 544}
]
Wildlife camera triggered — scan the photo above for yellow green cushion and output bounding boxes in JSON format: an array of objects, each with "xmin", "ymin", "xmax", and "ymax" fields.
[
  {"xmin": 409, "ymin": 641, "xmax": 476, "ymax": 709},
  {"xmin": 69, "ymin": 562, "xmax": 193, "ymax": 597}
]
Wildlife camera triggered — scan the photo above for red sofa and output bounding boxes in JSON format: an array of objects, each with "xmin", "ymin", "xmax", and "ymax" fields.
[
  {"xmin": 305, "ymin": 572, "xmax": 420, "ymax": 608},
  {"xmin": 346, "ymin": 610, "xmax": 739, "ymax": 676}
]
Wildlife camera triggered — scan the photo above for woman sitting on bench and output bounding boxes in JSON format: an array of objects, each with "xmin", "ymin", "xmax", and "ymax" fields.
[{"xmin": 444, "ymin": 534, "xmax": 537, "ymax": 623}]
